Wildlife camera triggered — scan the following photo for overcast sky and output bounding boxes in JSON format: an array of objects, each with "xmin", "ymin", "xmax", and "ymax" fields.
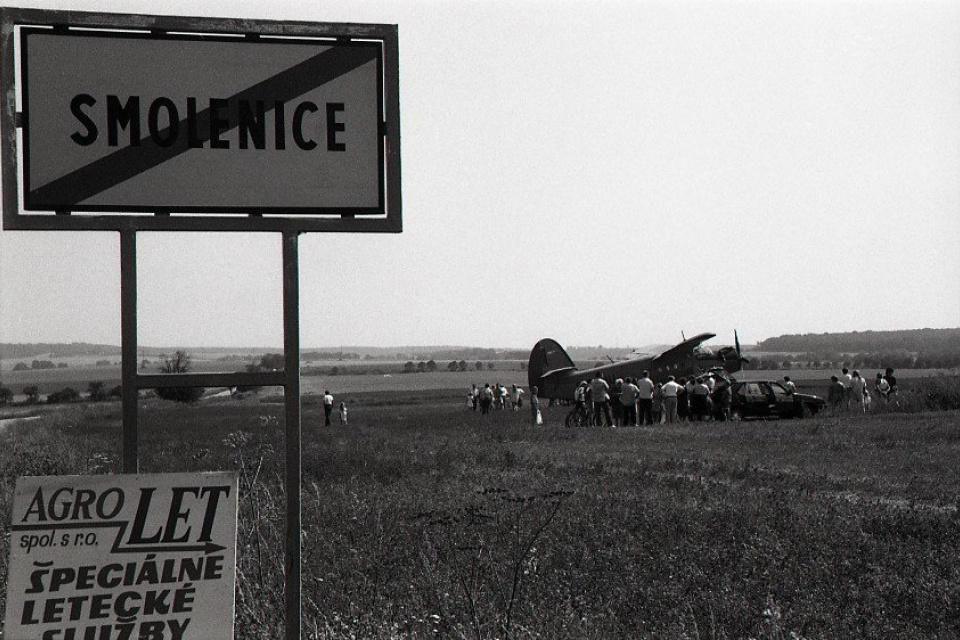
[{"xmin": 1, "ymin": 0, "xmax": 958, "ymax": 350}]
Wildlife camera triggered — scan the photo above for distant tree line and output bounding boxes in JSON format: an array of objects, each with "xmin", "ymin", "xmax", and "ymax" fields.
[
  {"xmin": 746, "ymin": 349, "xmax": 960, "ymax": 371},
  {"xmin": 302, "ymin": 351, "xmax": 362, "ymax": 361},
  {"xmin": 758, "ymin": 328, "xmax": 960, "ymax": 354},
  {"xmin": 11, "ymin": 360, "xmax": 67, "ymax": 370}
]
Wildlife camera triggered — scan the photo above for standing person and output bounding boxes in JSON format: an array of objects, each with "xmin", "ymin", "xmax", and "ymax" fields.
[
  {"xmin": 884, "ymin": 368, "xmax": 899, "ymax": 404},
  {"xmin": 828, "ymin": 376, "xmax": 846, "ymax": 411},
  {"xmin": 620, "ymin": 377, "xmax": 640, "ymax": 426},
  {"xmin": 591, "ymin": 374, "xmax": 612, "ymax": 427},
  {"xmin": 574, "ymin": 381, "xmax": 588, "ymax": 421},
  {"xmin": 470, "ymin": 384, "xmax": 479, "ymax": 411},
  {"xmin": 530, "ymin": 385, "xmax": 541, "ymax": 426},
  {"xmin": 498, "ymin": 383, "xmax": 509, "ymax": 410},
  {"xmin": 322, "ymin": 390, "xmax": 334, "ymax": 427},
  {"xmin": 512, "ymin": 384, "xmax": 525, "ymax": 411},
  {"xmin": 636, "ymin": 370, "xmax": 656, "ymax": 426},
  {"xmin": 676, "ymin": 377, "xmax": 689, "ymax": 422},
  {"xmin": 338, "ymin": 400, "xmax": 348, "ymax": 426},
  {"xmin": 783, "ymin": 376, "xmax": 796, "ymax": 394},
  {"xmin": 691, "ymin": 377, "xmax": 711, "ymax": 421},
  {"xmin": 660, "ymin": 376, "xmax": 682, "ymax": 423},
  {"xmin": 584, "ymin": 383, "xmax": 594, "ymax": 426},
  {"xmin": 849, "ymin": 370, "xmax": 867, "ymax": 413},
  {"xmin": 840, "ymin": 368, "xmax": 853, "ymax": 409},
  {"xmin": 875, "ymin": 372, "xmax": 891, "ymax": 402},
  {"xmin": 611, "ymin": 379, "xmax": 623, "ymax": 427},
  {"xmin": 714, "ymin": 380, "xmax": 732, "ymax": 421},
  {"xmin": 481, "ymin": 383, "xmax": 494, "ymax": 415}
]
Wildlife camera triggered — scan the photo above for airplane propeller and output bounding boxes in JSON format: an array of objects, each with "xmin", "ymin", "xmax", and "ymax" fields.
[{"xmin": 735, "ymin": 329, "xmax": 748, "ymax": 364}]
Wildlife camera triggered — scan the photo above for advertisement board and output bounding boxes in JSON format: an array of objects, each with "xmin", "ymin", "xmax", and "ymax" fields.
[{"xmin": 4, "ymin": 472, "xmax": 239, "ymax": 640}]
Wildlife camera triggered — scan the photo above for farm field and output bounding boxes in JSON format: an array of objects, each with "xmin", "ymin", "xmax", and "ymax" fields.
[
  {"xmin": 1, "ymin": 386, "xmax": 959, "ymax": 638},
  {"xmin": 1, "ymin": 363, "xmax": 954, "ymax": 400}
]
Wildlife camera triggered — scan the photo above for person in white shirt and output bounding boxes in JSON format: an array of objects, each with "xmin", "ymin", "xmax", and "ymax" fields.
[
  {"xmin": 512, "ymin": 384, "xmax": 524, "ymax": 411},
  {"xmin": 783, "ymin": 376, "xmax": 796, "ymax": 394},
  {"xmin": 591, "ymin": 375, "xmax": 612, "ymax": 427},
  {"xmin": 619, "ymin": 377, "xmax": 640, "ymax": 426},
  {"xmin": 636, "ymin": 371, "xmax": 656, "ymax": 426},
  {"xmin": 840, "ymin": 368, "xmax": 853, "ymax": 409},
  {"xmin": 322, "ymin": 390, "xmax": 334, "ymax": 426},
  {"xmin": 660, "ymin": 376, "xmax": 682, "ymax": 423},
  {"xmin": 849, "ymin": 370, "xmax": 867, "ymax": 412}
]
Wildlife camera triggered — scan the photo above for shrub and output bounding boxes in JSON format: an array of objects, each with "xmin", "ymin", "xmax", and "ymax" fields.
[
  {"xmin": 47, "ymin": 387, "xmax": 80, "ymax": 404},
  {"xmin": 155, "ymin": 351, "xmax": 205, "ymax": 404},
  {"xmin": 87, "ymin": 381, "xmax": 106, "ymax": 402}
]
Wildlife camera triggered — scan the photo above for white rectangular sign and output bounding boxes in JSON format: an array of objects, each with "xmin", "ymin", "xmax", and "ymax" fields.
[
  {"xmin": 4, "ymin": 472, "xmax": 239, "ymax": 640},
  {"xmin": 21, "ymin": 29, "xmax": 384, "ymax": 215}
]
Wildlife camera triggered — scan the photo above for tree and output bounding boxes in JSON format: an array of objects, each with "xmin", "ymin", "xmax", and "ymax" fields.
[
  {"xmin": 458, "ymin": 360, "xmax": 468, "ymax": 372},
  {"xmin": 403, "ymin": 361, "xmax": 416, "ymax": 373},
  {"xmin": 235, "ymin": 362, "xmax": 264, "ymax": 393},
  {"xmin": 259, "ymin": 353, "xmax": 285, "ymax": 371},
  {"xmin": 155, "ymin": 351, "xmax": 205, "ymax": 403},
  {"xmin": 87, "ymin": 381, "xmax": 106, "ymax": 402},
  {"xmin": 23, "ymin": 386, "xmax": 40, "ymax": 404},
  {"xmin": 108, "ymin": 385, "xmax": 123, "ymax": 398},
  {"xmin": 487, "ymin": 362, "xmax": 495, "ymax": 371},
  {"xmin": 47, "ymin": 387, "xmax": 80, "ymax": 404},
  {"xmin": 0, "ymin": 387, "xmax": 12, "ymax": 405},
  {"xmin": 12, "ymin": 362, "xmax": 28, "ymax": 371},
  {"xmin": 447, "ymin": 361, "xmax": 459, "ymax": 372},
  {"xmin": 475, "ymin": 361, "xmax": 484, "ymax": 371},
  {"xmin": 417, "ymin": 361, "xmax": 427, "ymax": 373},
  {"xmin": 426, "ymin": 360, "xmax": 438, "ymax": 372}
]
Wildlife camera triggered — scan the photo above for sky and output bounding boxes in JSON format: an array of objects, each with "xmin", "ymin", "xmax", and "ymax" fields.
[{"xmin": 1, "ymin": 0, "xmax": 958, "ymax": 350}]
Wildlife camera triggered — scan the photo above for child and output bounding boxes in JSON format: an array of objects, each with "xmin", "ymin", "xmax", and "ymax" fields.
[{"xmin": 338, "ymin": 401, "xmax": 348, "ymax": 426}]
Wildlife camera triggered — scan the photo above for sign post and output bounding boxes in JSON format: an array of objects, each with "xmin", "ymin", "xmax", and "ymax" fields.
[{"xmin": 0, "ymin": 8, "xmax": 401, "ymax": 638}]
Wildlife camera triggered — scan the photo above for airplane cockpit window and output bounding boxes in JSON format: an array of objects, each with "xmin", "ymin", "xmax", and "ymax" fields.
[{"xmin": 693, "ymin": 345, "xmax": 714, "ymax": 360}]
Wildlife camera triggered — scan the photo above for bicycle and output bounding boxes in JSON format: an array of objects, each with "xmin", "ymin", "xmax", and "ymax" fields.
[{"xmin": 564, "ymin": 403, "xmax": 591, "ymax": 428}]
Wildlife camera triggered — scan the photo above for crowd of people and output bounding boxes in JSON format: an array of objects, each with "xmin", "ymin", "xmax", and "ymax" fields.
[
  {"xmin": 462, "ymin": 364, "xmax": 906, "ymax": 429},
  {"xmin": 468, "ymin": 383, "xmax": 528, "ymax": 413},
  {"xmin": 567, "ymin": 370, "xmax": 735, "ymax": 427},
  {"xmin": 468, "ymin": 382, "xmax": 542, "ymax": 425},
  {"xmin": 826, "ymin": 367, "xmax": 899, "ymax": 411}
]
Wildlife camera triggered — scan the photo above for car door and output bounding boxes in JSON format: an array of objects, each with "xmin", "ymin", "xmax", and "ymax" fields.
[
  {"xmin": 767, "ymin": 382, "xmax": 796, "ymax": 417},
  {"xmin": 740, "ymin": 382, "xmax": 770, "ymax": 417}
]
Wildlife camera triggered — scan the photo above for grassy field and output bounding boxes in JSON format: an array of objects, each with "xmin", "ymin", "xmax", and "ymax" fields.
[
  {"xmin": 1, "ymin": 384, "xmax": 959, "ymax": 639},
  {"xmin": 2, "ymin": 363, "xmax": 954, "ymax": 403}
]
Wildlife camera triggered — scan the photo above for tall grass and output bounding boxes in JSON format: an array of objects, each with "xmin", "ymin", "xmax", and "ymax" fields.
[{"xmin": 1, "ymin": 395, "xmax": 959, "ymax": 638}]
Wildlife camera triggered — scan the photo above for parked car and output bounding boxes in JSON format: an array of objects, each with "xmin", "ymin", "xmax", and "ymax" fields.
[{"xmin": 728, "ymin": 380, "xmax": 825, "ymax": 419}]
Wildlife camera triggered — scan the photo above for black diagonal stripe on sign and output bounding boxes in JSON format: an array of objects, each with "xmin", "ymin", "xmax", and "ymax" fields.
[{"xmin": 29, "ymin": 45, "xmax": 378, "ymax": 206}]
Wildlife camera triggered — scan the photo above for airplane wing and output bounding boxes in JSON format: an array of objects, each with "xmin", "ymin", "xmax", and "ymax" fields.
[{"xmin": 651, "ymin": 333, "xmax": 716, "ymax": 363}]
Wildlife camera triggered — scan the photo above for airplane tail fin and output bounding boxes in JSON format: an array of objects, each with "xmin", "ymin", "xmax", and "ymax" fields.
[{"xmin": 527, "ymin": 339, "xmax": 577, "ymax": 390}]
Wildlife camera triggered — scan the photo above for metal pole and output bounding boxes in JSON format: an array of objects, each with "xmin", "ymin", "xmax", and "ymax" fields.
[
  {"xmin": 282, "ymin": 231, "xmax": 302, "ymax": 639},
  {"xmin": 120, "ymin": 230, "xmax": 138, "ymax": 474}
]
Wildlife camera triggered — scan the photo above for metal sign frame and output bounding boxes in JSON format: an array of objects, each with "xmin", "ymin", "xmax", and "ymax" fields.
[
  {"xmin": 0, "ymin": 7, "xmax": 402, "ymax": 233},
  {"xmin": 0, "ymin": 8, "xmax": 402, "ymax": 640}
]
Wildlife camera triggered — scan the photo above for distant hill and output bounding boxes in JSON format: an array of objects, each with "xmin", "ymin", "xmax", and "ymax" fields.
[
  {"xmin": 0, "ymin": 343, "xmax": 121, "ymax": 359},
  {"xmin": 758, "ymin": 329, "xmax": 960, "ymax": 354}
]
